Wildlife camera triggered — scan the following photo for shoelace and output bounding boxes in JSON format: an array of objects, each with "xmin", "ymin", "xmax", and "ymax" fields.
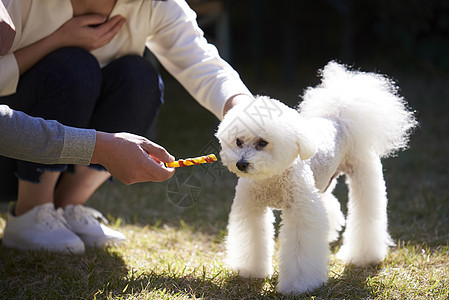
[
  {"xmin": 66, "ymin": 205, "xmax": 109, "ymax": 225},
  {"xmin": 36, "ymin": 206, "xmax": 70, "ymax": 230}
]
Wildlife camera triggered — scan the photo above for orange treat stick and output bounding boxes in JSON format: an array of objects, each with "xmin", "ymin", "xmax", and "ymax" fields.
[{"xmin": 165, "ymin": 154, "xmax": 217, "ymax": 168}]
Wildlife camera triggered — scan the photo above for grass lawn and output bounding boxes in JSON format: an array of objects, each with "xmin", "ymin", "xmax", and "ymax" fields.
[{"xmin": 1, "ymin": 67, "xmax": 448, "ymax": 299}]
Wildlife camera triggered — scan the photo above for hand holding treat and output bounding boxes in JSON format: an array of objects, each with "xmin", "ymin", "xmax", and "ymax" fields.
[
  {"xmin": 91, "ymin": 132, "xmax": 175, "ymax": 184},
  {"xmin": 165, "ymin": 154, "xmax": 217, "ymax": 168}
]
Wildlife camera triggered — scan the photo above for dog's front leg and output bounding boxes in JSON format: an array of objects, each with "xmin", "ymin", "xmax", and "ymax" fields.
[
  {"xmin": 277, "ymin": 193, "xmax": 329, "ymax": 294},
  {"xmin": 225, "ymin": 180, "xmax": 275, "ymax": 278}
]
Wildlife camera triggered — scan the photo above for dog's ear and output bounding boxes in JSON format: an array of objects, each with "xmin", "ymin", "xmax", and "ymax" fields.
[{"xmin": 295, "ymin": 125, "xmax": 317, "ymax": 161}]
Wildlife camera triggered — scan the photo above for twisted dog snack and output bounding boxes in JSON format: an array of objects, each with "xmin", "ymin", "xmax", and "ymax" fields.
[{"xmin": 165, "ymin": 154, "xmax": 217, "ymax": 168}]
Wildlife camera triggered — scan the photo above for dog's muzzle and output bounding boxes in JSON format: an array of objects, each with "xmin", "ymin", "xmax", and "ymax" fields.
[{"xmin": 236, "ymin": 160, "xmax": 249, "ymax": 172}]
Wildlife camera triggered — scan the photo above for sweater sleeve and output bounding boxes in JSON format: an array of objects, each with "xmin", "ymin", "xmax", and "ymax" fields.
[
  {"xmin": 146, "ymin": 0, "xmax": 252, "ymax": 120},
  {"xmin": 0, "ymin": 105, "xmax": 96, "ymax": 165}
]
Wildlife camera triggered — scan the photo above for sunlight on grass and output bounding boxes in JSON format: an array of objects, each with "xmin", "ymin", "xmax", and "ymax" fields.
[{"xmin": 1, "ymin": 73, "xmax": 448, "ymax": 299}]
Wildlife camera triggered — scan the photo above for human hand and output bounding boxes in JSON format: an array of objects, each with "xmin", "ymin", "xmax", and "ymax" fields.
[
  {"xmin": 222, "ymin": 94, "xmax": 254, "ymax": 117},
  {"xmin": 90, "ymin": 132, "xmax": 175, "ymax": 185},
  {"xmin": 53, "ymin": 14, "xmax": 125, "ymax": 51},
  {"xmin": 0, "ymin": 1, "xmax": 15, "ymax": 55}
]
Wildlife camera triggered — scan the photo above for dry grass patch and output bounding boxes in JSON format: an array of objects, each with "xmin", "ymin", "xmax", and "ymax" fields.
[{"xmin": 1, "ymin": 72, "xmax": 449, "ymax": 299}]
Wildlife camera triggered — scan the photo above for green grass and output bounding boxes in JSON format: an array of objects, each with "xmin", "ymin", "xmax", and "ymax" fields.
[{"xmin": 1, "ymin": 70, "xmax": 448, "ymax": 299}]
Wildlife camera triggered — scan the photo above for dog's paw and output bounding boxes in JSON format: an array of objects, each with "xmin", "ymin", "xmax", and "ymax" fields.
[
  {"xmin": 234, "ymin": 265, "xmax": 273, "ymax": 279},
  {"xmin": 276, "ymin": 277, "xmax": 325, "ymax": 295},
  {"xmin": 337, "ymin": 244, "xmax": 387, "ymax": 266}
]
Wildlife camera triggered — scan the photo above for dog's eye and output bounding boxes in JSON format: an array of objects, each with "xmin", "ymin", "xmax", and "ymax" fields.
[
  {"xmin": 256, "ymin": 139, "xmax": 268, "ymax": 150},
  {"xmin": 236, "ymin": 138, "xmax": 243, "ymax": 148}
]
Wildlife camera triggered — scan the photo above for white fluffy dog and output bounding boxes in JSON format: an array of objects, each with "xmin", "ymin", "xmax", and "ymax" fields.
[{"xmin": 216, "ymin": 62, "xmax": 417, "ymax": 294}]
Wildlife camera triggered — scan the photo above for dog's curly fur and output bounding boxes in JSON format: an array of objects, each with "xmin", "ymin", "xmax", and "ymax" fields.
[{"xmin": 216, "ymin": 62, "xmax": 417, "ymax": 294}]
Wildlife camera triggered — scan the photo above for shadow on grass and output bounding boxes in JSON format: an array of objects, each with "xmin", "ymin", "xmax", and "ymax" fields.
[
  {"xmin": 1, "ymin": 72, "xmax": 447, "ymax": 299},
  {"xmin": 0, "ymin": 245, "xmax": 128, "ymax": 299},
  {"xmin": 105, "ymin": 263, "xmax": 383, "ymax": 299},
  {"xmin": 0, "ymin": 240, "xmax": 397, "ymax": 300},
  {"xmin": 324, "ymin": 263, "xmax": 383, "ymax": 299},
  {"xmin": 114, "ymin": 272, "xmax": 274, "ymax": 299}
]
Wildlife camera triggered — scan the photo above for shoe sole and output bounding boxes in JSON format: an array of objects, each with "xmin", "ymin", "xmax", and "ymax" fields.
[
  {"xmin": 78, "ymin": 234, "xmax": 126, "ymax": 248},
  {"xmin": 2, "ymin": 237, "xmax": 85, "ymax": 254}
]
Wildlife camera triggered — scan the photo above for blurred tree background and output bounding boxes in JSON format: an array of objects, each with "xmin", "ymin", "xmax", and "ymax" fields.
[
  {"xmin": 196, "ymin": 0, "xmax": 449, "ymax": 88},
  {"xmin": 151, "ymin": 0, "xmax": 449, "ymax": 159}
]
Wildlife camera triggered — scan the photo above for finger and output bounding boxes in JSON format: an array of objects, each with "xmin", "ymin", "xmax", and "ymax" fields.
[
  {"xmin": 0, "ymin": 2, "xmax": 16, "ymax": 55},
  {"xmin": 142, "ymin": 140, "xmax": 175, "ymax": 163},
  {"xmin": 95, "ymin": 15, "xmax": 124, "ymax": 36},
  {"xmin": 76, "ymin": 14, "xmax": 107, "ymax": 27},
  {"xmin": 117, "ymin": 151, "xmax": 175, "ymax": 185},
  {"xmin": 0, "ymin": 22, "xmax": 15, "ymax": 55},
  {"xmin": 144, "ymin": 156, "xmax": 176, "ymax": 182},
  {"xmin": 95, "ymin": 17, "xmax": 125, "ymax": 46}
]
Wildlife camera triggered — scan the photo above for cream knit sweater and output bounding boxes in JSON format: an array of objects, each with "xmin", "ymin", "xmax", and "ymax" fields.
[{"xmin": 0, "ymin": 0, "xmax": 251, "ymax": 119}]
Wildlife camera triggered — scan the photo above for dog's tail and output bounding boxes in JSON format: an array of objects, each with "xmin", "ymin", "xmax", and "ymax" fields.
[{"xmin": 298, "ymin": 61, "xmax": 417, "ymax": 158}]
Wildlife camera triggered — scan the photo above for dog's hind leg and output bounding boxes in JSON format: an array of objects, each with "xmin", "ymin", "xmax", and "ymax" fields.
[
  {"xmin": 225, "ymin": 181, "xmax": 275, "ymax": 278},
  {"xmin": 277, "ymin": 193, "xmax": 329, "ymax": 294},
  {"xmin": 337, "ymin": 155, "xmax": 393, "ymax": 265},
  {"xmin": 321, "ymin": 180, "xmax": 345, "ymax": 243}
]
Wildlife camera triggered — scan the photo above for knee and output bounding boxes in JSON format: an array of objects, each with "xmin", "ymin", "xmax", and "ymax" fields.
[
  {"xmin": 39, "ymin": 47, "xmax": 102, "ymax": 99},
  {"xmin": 105, "ymin": 55, "xmax": 164, "ymax": 107}
]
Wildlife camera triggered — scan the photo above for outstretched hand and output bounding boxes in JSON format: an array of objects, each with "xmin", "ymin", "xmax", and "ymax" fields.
[{"xmin": 90, "ymin": 132, "xmax": 175, "ymax": 185}]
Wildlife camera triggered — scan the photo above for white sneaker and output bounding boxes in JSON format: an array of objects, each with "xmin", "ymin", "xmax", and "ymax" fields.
[
  {"xmin": 62, "ymin": 205, "xmax": 126, "ymax": 247},
  {"xmin": 2, "ymin": 203, "xmax": 85, "ymax": 254}
]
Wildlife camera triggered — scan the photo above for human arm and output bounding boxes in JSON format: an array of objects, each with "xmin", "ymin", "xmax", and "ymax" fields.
[
  {"xmin": 13, "ymin": 14, "xmax": 125, "ymax": 75},
  {"xmin": 0, "ymin": 1, "xmax": 17, "ymax": 94},
  {"xmin": 0, "ymin": 104, "xmax": 95, "ymax": 165},
  {"xmin": 146, "ymin": 0, "xmax": 253, "ymax": 120},
  {"xmin": 0, "ymin": 3, "xmax": 125, "ymax": 95},
  {"xmin": 0, "ymin": 0, "xmax": 15, "ymax": 55},
  {"xmin": 0, "ymin": 105, "xmax": 175, "ymax": 184}
]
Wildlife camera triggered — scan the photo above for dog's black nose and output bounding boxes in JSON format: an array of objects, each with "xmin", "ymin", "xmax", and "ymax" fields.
[{"xmin": 236, "ymin": 160, "xmax": 249, "ymax": 172}]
